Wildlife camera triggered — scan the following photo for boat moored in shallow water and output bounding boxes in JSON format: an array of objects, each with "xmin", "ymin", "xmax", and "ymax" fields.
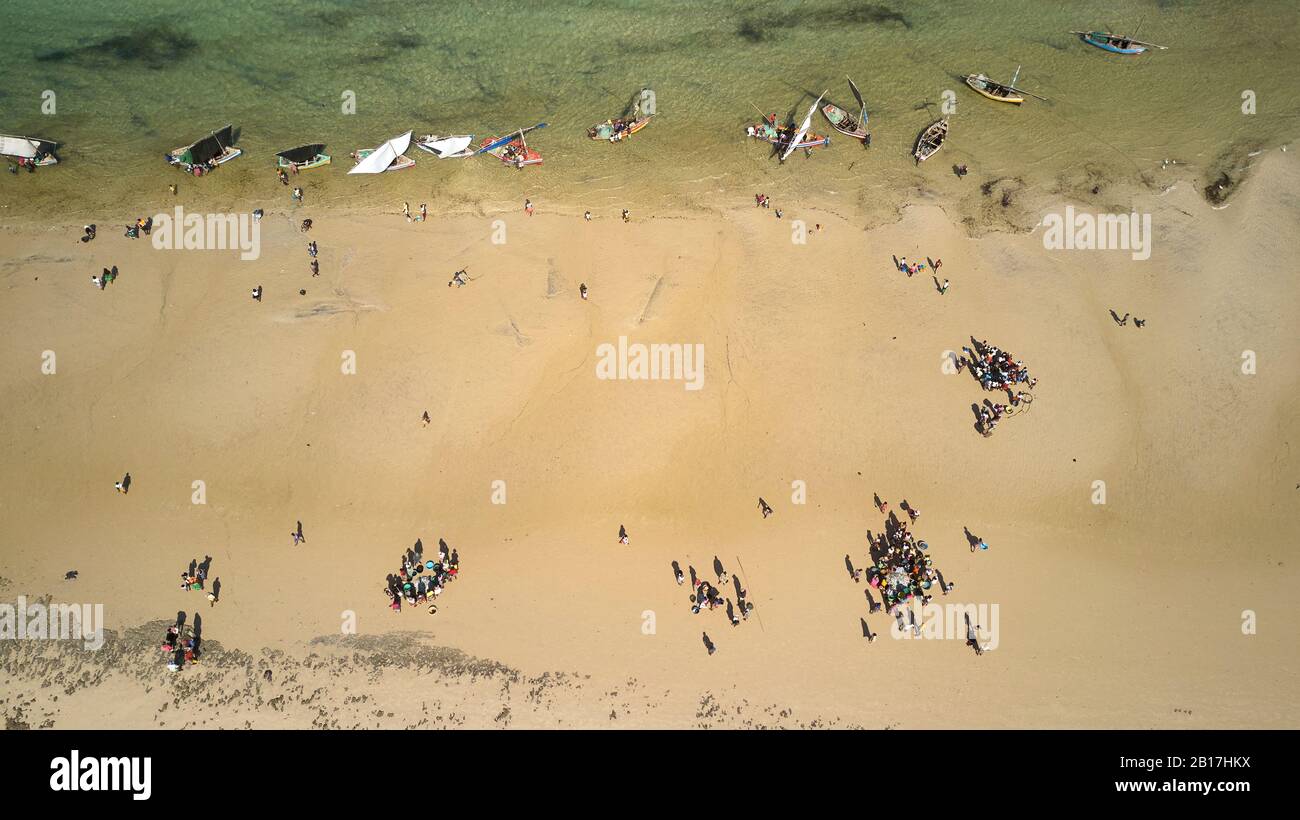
[
  {"xmin": 415, "ymin": 134, "xmax": 476, "ymax": 158},
  {"xmin": 166, "ymin": 125, "xmax": 241, "ymax": 175},
  {"xmin": 0, "ymin": 134, "xmax": 59, "ymax": 167},
  {"xmin": 349, "ymin": 131, "xmax": 416, "ymax": 174},
  {"xmin": 913, "ymin": 118, "xmax": 948, "ymax": 163},
  {"xmin": 589, "ymin": 88, "xmax": 656, "ymax": 142},
  {"xmin": 1072, "ymin": 30, "xmax": 1167, "ymax": 55},
  {"xmin": 276, "ymin": 143, "xmax": 330, "ymax": 171},
  {"xmin": 822, "ymin": 78, "xmax": 869, "ymax": 141}
]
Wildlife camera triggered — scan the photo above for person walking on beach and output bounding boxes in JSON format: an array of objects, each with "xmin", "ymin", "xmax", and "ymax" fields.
[
  {"xmin": 310, "ymin": 259, "xmax": 319, "ymax": 277},
  {"xmin": 672, "ymin": 560, "xmax": 685, "ymax": 585},
  {"xmin": 1134, "ymin": 317, "xmax": 1146, "ymax": 328},
  {"xmin": 584, "ymin": 210, "xmax": 591, "ymax": 222},
  {"xmin": 579, "ymin": 283, "xmax": 588, "ymax": 300},
  {"xmin": 621, "ymin": 209, "xmax": 630, "ymax": 223},
  {"xmin": 938, "ymin": 278, "xmax": 949, "ymax": 295},
  {"xmin": 702, "ymin": 632, "xmax": 716, "ymax": 656},
  {"xmin": 618, "ymin": 525, "xmax": 629, "ymax": 545},
  {"xmin": 758, "ymin": 497, "xmax": 773, "ymax": 518},
  {"xmin": 449, "ymin": 269, "xmax": 467, "ymax": 288},
  {"xmin": 421, "ymin": 410, "xmax": 431, "ymax": 427},
  {"xmin": 291, "ymin": 187, "xmax": 303, "ymax": 204},
  {"xmin": 525, "ymin": 199, "xmax": 534, "ymax": 216},
  {"xmin": 419, "ymin": 204, "xmax": 427, "ymax": 222},
  {"xmin": 251, "ymin": 285, "xmax": 262, "ymax": 302},
  {"xmin": 402, "ymin": 202, "xmax": 410, "ymax": 221}
]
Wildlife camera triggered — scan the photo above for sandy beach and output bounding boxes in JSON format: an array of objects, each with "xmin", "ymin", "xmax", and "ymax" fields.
[{"xmin": 1, "ymin": 140, "xmax": 1296, "ymax": 729}]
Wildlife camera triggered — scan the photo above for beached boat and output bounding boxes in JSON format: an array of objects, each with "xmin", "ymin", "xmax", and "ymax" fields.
[
  {"xmin": 822, "ymin": 78, "xmax": 869, "ymax": 141},
  {"xmin": 913, "ymin": 118, "xmax": 948, "ymax": 163},
  {"xmin": 745, "ymin": 118, "xmax": 830, "ymax": 152},
  {"xmin": 962, "ymin": 66, "xmax": 1048, "ymax": 105},
  {"xmin": 415, "ymin": 134, "xmax": 476, "ymax": 158},
  {"xmin": 478, "ymin": 123, "xmax": 547, "ymax": 168},
  {"xmin": 588, "ymin": 88, "xmax": 656, "ymax": 142},
  {"xmin": 349, "ymin": 131, "xmax": 416, "ymax": 174},
  {"xmin": 0, "ymin": 134, "xmax": 59, "ymax": 166},
  {"xmin": 1072, "ymin": 30, "xmax": 1166, "ymax": 55},
  {"xmin": 165, "ymin": 125, "xmax": 241, "ymax": 175},
  {"xmin": 276, "ymin": 143, "xmax": 330, "ymax": 171}
]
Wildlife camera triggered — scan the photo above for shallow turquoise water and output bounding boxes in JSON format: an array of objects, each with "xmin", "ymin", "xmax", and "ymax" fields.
[{"xmin": 2, "ymin": 0, "xmax": 1297, "ymax": 220}]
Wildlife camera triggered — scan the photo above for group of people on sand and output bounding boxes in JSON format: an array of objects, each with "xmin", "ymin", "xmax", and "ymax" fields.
[
  {"xmin": 850, "ymin": 496, "xmax": 953, "ymax": 640},
  {"xmin": 676, "ymin": 556, "xmax": 753, "ymax": 628},
  {"xmin": 90, "ymin": 265, "xmax": 119, "ymax": 290},
  {"xmin": 385, "ymin": 538, "xmax": 460, "ymax": 614},
  {"xmin": 124, "ymin": 216, "xmax": 153, "ymax": 239},
  {"xmin": 178, "ymin": 556, "xmax": 219, "ymax": 606},
  {"xmin": 159, "ymin": 622, "xmax": 201, "ymax": 672},
  {"xmin": 956, "ymin": 337, "xmax": 1036, "ymax": 436}
]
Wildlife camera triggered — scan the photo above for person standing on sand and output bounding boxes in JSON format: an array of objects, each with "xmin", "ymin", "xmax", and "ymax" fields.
[
  {"xmin": 310, "ymin": 259, "xmax": 319, "ymax": 277},
  {"xmin": 402, "ymin": 202, "xmax": 410, "ymax": 221},
  {"xmin": 758, "ymin": 497, "xmax": 773, "ymax": 518},
  {"xmin": 702, "ymin": 632, "xmax": 716, "ymax": 656},
  {"xmin": 525, "ymin": 199, "xmax": 534, "ymax": 216},
  {"xmin": 621, "ymin": 209, "xmax": 630, "ymax": 222},
  {"xmin": 421, "ymin": 410, "xmax": 431, "ymax": 426},
  {"xmin": 579, "ymin": 283, "xmax": 588, "ymax": 300},
  {"xmin": 618, "ymin": 525, "xmax": 629, "ymax": 545},
  {"xmin": 292, "ymin": 187, "xmax": 303, "ymax": 204},
  {"xmin": 939, "ymin": 278, "xmax": 949, "ymax": 294},
  {"xmin": 251, "ymin": 285, "xmax": 262, "ymax": 302},
  {"xmin": 584, "ymin": 211, "xmax": 591, "ymax": 222},
  {"xmin": 419, "ymin": 204, "xmax": 427, "ymax": 222}
]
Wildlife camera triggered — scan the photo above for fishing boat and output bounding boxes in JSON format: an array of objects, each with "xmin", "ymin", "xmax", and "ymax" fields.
[
  {"xmin": 165, "ymin": 125, "xmax": 241, "ymax": 175},
  {"xmin": 962, "ymin": 66, "xmax": 1048, "ymax": 105},
  {"xmin": 478, "ymin": 123, "xmax": 547, "ymax": 168},
  {"xmin": 821, "ymin": 78, "xmax": 869, "ymax": 141},
  {"xmin": 275, "ymin": 143, "xmax": 330, "ymax": 171},
  {"xmin": 348, "ymin": 131, "xmax": 415, "ymax": 174},
  {"xmin": 0, "ymin": 134, "xmax": 59, "ymax": 166},
  {"xmin": 745, "ymin": 118, "xmax": 830, "ymax": 151},
  {"xmin": 588, "ymin": 88, "xmax": 656, "ymax": 142},
  {"xmin": 1072, "ymin": 30, "xmax": 1167, "ymax": 55},
  {"xmin": 415, "ymin": 134, "xmax": 476, "ymax": 158},
  {"xmin": 913, "ymin": 118, "xmax": 948, "ymax": 164}
]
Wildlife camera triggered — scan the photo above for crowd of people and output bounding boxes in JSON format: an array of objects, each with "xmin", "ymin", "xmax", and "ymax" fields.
[
  {"xmin": 957, "ymin": 337, "xmax": 1037, "ymax": 436},
  {"xmin": 124, "ymin": 216, "xmax": 153, "ymax": 239},
  {"xmin": 678, "ymin": 556, "xmax": 753, "ymax": 629},
  {"xmin": 159, "ymin": 622, "xmax": 201, "ymax": 672},
  {"xmin": 385, "ymin": 538, "xmax": 460, "ymax": 614},
  {"xmin": 851, "ymin": 496, "xmax": 953, "ymax": 634}
]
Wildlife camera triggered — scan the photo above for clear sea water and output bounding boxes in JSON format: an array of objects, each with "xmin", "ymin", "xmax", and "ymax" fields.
[{"xmin": 1, "ymin": 0, "xmax": 1297, "ymax": 222}]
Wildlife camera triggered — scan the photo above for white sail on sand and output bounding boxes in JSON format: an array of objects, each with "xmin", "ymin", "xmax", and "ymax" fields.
[
  {"xmin": 349, "ymin": 131, "xmax": 413, "ymax": 174},
  {"xmin": 781, "ymin": 91, "xmax": 825, "ymax": 161}
]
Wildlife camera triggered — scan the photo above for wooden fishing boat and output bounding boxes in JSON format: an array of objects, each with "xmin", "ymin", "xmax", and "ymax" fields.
[
  {"xmin": 1072, "ymin": 30, "xmax": 1166, "ymax": 55},
  {"xmin": 913, "ymin": 118, "xmax": 947, "ymax": 164},
  {"xmin": 745, "ymin": 119, "xmax": 830, "ymax": 151},
  {"xmin": 822, "ymin": 77, "xmax": 869, "ymax": 140},
  {"xmin": 588, "ymin": 116, "xmax": 651, "ymax": 142},
  {"xmin": 964, "ymin": 74, "xmax": 1023, "ymax": 104},
  {"xmin": 481, "ymin": 135, "xmax": 542, "ymax": 167},
  {"xmin": 414, "ymin": 134, "xmax": 476, "ymax": 158},
  {"xmin": 276, "ymin": 143, "xmax": 330, "ymax": 170},
  {"xmin": 477, "ymin": 123, "xmax": 547, "ymax": 168},
  {"xmin": 166, "ymin": 125, "xmax": 241, "ymax": 174},
  {"xmin": 349, "ymin": 131, "xmax": 416, "ymax": 174},
  {"xmin": 0, "ymin": 134, "xmax": 59, "ymax": 166}
]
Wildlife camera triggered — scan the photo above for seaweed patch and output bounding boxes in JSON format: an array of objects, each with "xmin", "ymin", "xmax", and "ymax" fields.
[
  {"xmin": 738, "ymin": 3, "xmax": 910, "ymax": 42},
  {"xmin": 36, "ymin": 25, "xmax": 199, "ymax": 70}
]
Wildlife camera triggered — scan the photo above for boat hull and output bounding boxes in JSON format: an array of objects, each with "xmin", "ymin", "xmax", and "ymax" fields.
[
  {"xmin": 481, "ymin": 137, "xmax": 542, "ymax": 168},
  {"xmin": 588, "ymin": 116, "xmax": 652, "ymax": 142},
  {"xmin": 821, "ymin": 104, "xmax": 868, "ymax": 140},
  {"xmin": 745, "ymin": 124, "xmax": 830, "ymax": 151},
  {"xmin": 277, "ymin": 154, "xmax": 330, "ymax": 170},
  {"xmin": 913, "ymin": 119, "xmax": 948, "ymax": 163},
  {"xmin": 1081, "ymin": 32, "xmax": 1146, "ymax": 54},
  {"xmin": 964, "ymin": 76, "xmax": 1023, "ymax": 104}
]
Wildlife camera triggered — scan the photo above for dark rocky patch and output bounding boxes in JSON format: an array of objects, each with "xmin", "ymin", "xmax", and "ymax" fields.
[{"xmin": 738, "ymin": 3, "xmax": 909, "ymax": 43}]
